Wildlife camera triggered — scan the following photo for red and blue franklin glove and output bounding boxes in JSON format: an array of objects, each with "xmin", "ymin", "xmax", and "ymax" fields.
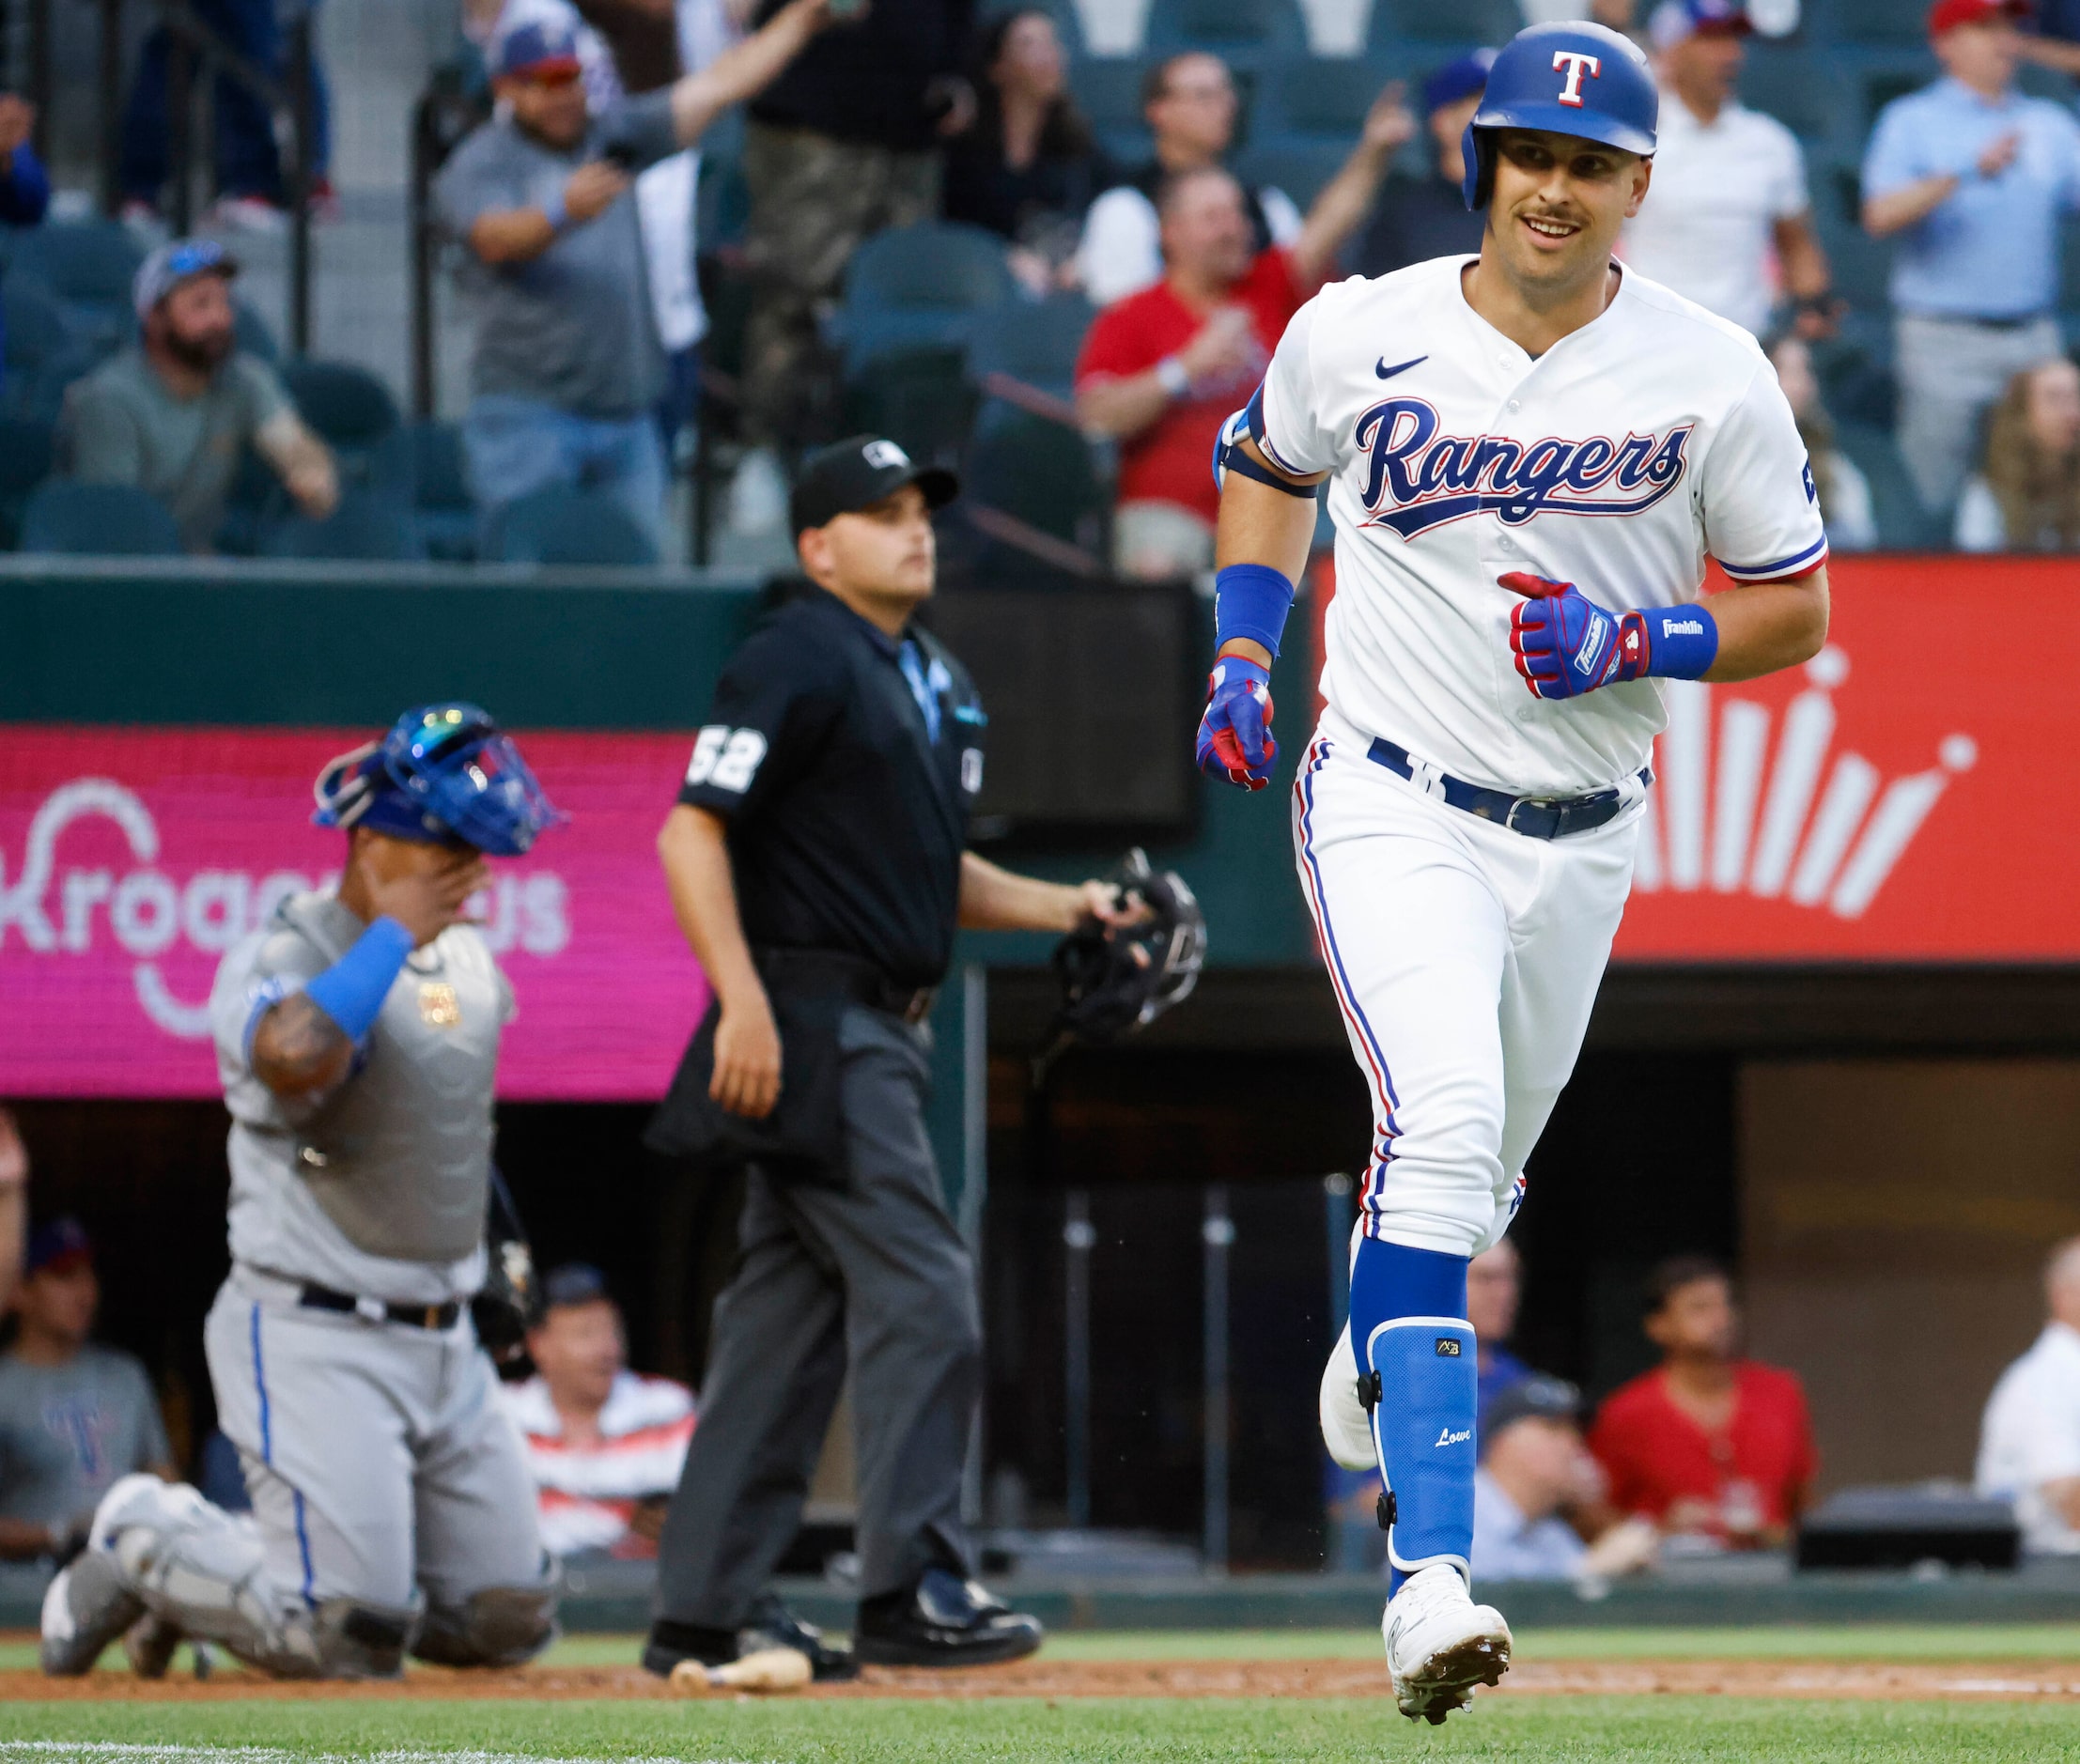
[
  {"xmin": 1196, "ymin": 655, "xmax": 1276, "ymax": 790},
  {"xmin": 1503, "ymin": 571, "xmax": 1651, "ymax": 701}
]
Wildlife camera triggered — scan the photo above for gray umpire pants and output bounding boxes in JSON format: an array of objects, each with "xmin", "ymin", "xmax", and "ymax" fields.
[
  {"xmin": 1893, "ymin": 311, "xmax": 2063, "ymax": 514},
  {"xmin": 655, "ymin": 1005, "xmax": 979, "ymax": 1626}
]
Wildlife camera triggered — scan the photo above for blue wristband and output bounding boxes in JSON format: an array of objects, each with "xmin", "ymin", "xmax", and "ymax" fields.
[
  {"xmin": 1641, "ymin": 604, "xmax": 1719, "ymax": 680},
  {"xmin": 1214, "ymin": 564, "xmax": 1296, "ymax": 658},
  {"xmin": 302, "ymin": 916, "xmax": 415, "ymax": 1044}
]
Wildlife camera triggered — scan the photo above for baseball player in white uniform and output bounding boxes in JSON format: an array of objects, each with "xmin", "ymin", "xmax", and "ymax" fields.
[{"xmin": 1195, "ymin": 20, "xmax": 1829, "ymax": 1723}]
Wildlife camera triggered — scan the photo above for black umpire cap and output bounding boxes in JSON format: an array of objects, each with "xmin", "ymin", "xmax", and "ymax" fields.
[{"xmin": 790, "ymin": 435, "xmax": 960, "ymax": 537}]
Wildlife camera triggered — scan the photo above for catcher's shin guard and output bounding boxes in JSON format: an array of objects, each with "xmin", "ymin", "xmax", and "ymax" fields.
[{"xmin": 1365, "ymin": 1317, "xmax": 1479, "ymax": 1580}]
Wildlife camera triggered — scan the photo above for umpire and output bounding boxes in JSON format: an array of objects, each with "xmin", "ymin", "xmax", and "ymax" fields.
[{"xmin": 645, "ymin": 436, "xmax": 1136, "ymax": 1677}]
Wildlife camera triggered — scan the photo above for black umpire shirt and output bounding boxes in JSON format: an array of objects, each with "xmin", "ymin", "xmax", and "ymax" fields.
[{"xmin": 677, "ymin": 586, "xmax": 986, "ymax": 989}]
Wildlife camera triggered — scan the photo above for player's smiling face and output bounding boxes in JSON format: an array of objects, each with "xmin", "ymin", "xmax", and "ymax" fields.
[{"xmin": 1486, "ymin": 128, "xmax": 1651, "ymax": 292}]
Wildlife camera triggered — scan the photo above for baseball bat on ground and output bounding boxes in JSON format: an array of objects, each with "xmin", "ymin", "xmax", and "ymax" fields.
[{"xmin": 669, "ymin": 1647, "xmax": 814, "ymax": 1694}]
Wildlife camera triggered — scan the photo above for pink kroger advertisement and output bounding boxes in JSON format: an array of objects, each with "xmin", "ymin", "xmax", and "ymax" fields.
[{"xmin": 0, "ymin": 727, "xmax": 708, "ymax": 1099}]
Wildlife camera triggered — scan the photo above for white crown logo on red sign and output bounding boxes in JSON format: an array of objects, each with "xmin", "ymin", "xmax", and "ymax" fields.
[{"xmin": 1633, "ymin": 646, "xmax": 1974, "ymax": 920}]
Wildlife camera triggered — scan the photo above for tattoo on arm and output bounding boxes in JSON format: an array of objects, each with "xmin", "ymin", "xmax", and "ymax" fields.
[{"xmin": 251, "ymin": 993, "xmax": 355, "ymax": 1097}]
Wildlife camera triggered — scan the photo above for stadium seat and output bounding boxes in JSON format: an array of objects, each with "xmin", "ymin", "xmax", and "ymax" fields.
[
  {"xmin": 1739, "ymin": 41, "xmax": 1833, "ymax": 143},
  {"xmin": 1234, "ymin": 140, "xmax": 1348, "ymax": 209},
  {"xmin": 280, "ymin": 358, "xmax": 409, "ymax": 503},
  {"xmin": 259, "ymin": 490, "xmax": 426, "ymax": 561},
  {"xmin": 844, "ymin": 346, "xmax": 979, "ymax": 468},
  {"xmin": 1267, "ymin": 57, "xmax": 1390, "ymax": 140},
  {"xmin": 968, "ymin": 292, "xmax": 1095, "ymax": 402},
  {"xmin": 1834, "ymin": 423, "xmax": 1938, "ymax": 549},
  {"xmin": 2, "ymin": 277, "xmax": 91, "ymax": 423},
  {"xmin": 1144, "ymin": 0, "xmax": 1308, "ymax": 59},
  {"xmin": 487, "ymin": 485, "xmax": 659, "ymax": 566},
  {"xmin": 9, "ymin": 221, "xmax": 144, "ymax": 361},
  {"xmin": 1071, "ymin": 57, "xmax": 1154, "ymax": 166},
  {"xmin": 1824, "ymin": 0, "xmax": 1928, "ymax": 46},
  {"xmin": 835, "ymin": 222, "xmax": 1017, "ymax": 369},
  {"xmin": 20, "ymin": 479, "xmax": 181, "ymax": 555},
  {"xmin": 1371, "ymin": 0, "xmax": 1521, "ymax": 50},
  {"xmin": 234, "ymin": 298, "xmax": 279, "ymax": 364},
  {"xmin": 966, "ymin": 403, "xmax": 1107, "ymax": 544},
  {"xmin": 0, "ymin": 415, "xmax": 53, "ymax": 548},
  {"xmin": 404, "ymin": 420, "xmax": 476, "ymax": 562}
]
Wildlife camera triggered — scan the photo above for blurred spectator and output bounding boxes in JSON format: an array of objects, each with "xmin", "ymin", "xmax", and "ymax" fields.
[
  {"xmin": 1075, "ymin": 113, "xmax": 1405, "ymax": 580},
  {"xmin": 120, "ymin": 0, "xmax": 332, "ymax": 230},
  {"xmin": 1766, "ymin": 333, "xmax": 1876, "ymax": 551},
  {"xmin": 1472, "ymin": 1376, "xmax": 1657, "ymax": 1585},
  {"xmin": 501, "ymin": 1264, "xmax": 696, "ymax": 1560},
  {"xmin": 57, "ymin": 240, "xmax": 337, "ymax": 554},
  {"xmin": 735, "ymin": 0, "xmax": 976, "ymax": 477},
  {"xmin": 943, "ymin": 9, "xmax": 1108, "ymax": 295},
  {"xmin": 0, "ymin": 1114, "xmax": 28, "ymax": 1325},
  {"xmin": 1954, "ymin": 356, "xmax": 2080, "ymax": 549},
  {"xmin": 437, "ymin": 6, "xmax": 827, "ymax": 550},
  {"xmin": 1348, "ymin": 54, "xmax": 1491, "ymax": 281},
  {"xmin": 2019, "ymin": 0, "xmax": 2080, "ymax": 76},
  {"xmin": 1862, "ymin": 0, "xmax": 2080, "ymax": 513},
  {"xmin": 1588, "ymin": 1256, "xmax": 1816, "ymax": 1552},
  {"xmin": 0, "ymin": 93, "xmax": 49, "ymax": 386},
  {"xmin": 1467, "ymin": 1239, "xmax": 1534, "ymax": 1420},
  {"xmin": 1622, "ymin": 0, "xmax": 1832, "ymax": 341},
  {"xmin": 1977, "ymin": 1237, "xmax": 2080, "ymax": 1555},
  {"xmin": 1528, "ymin": 0, "xmax": 1648, "ymax": 44},
  {"xmin": 1074, "ymin": 53, "xmax": 1307, "ymax": 311},
  {"xmin": 0, "ymin": 1219, "xmax": 174, "ymax": 1570}
]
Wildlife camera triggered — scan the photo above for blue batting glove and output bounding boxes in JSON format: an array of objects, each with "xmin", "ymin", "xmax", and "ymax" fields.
[
  {"xmin": 1503, "ymin": 571, "xmax": 1650, "ymax": 702},
  {"xmin": 1196, "ymin": 655, "xmax": 1276, "ymax": 790}
]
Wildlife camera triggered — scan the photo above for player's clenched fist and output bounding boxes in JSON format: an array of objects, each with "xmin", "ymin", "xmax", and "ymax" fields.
[
  {"xmin": 1196, "ymin": 656, "xmax": 1276, "ymax": 790},
  {"xmin": 1502, "ymin": 572, "xmax": 1648, "ymax": 701}
]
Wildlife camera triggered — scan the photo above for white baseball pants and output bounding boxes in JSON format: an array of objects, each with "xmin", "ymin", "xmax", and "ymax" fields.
[{"xmin": 1291, "ymin": 713, "xmax": 1642, "ymax": 1258}]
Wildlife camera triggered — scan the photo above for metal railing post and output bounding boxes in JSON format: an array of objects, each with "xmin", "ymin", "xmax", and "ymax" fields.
[
  {"xmin": 99, "ymin": 0, "xmax": 123, "ymax": 216},
  {"xmin": 1063, "ymin": 1188, "xmax": 1094, "ymax": 1528},
  {"xmin": 165, "ymin": 25, "xmax": 191, "ymax": 234},
  {"xmin": 1203, "ymin": 1184, "xmax": 1233, "ymax": 1576},
  {"xmin": 284, "ymin": 4, "xmax": 313, "ymax": 354}
]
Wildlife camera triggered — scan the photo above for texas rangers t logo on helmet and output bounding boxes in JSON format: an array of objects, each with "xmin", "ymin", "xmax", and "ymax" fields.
[{"xmin": 1552, "ymin": 50, "xmax": 1601, "ymax": 106}]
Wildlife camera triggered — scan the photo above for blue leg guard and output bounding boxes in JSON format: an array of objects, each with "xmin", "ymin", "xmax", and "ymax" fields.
[{"xmin": 1350, "ymin": 1239, "xmax": 1474, "ymax": 1590}]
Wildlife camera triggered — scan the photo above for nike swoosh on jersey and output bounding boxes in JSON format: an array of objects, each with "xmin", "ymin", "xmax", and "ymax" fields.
[{"xmin": 1374, "ymin": 355, "xmax": 1428, "ymax": 379}]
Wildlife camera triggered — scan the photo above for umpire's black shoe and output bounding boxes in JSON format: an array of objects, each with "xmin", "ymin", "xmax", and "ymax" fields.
[
  {"xmin": 853, "ymin": 1569, "xmax": 1044, "ymax": 1668},
  {"xmin": 643, "ymin": 1599, "xmax": 858, "ymax": 1683}
]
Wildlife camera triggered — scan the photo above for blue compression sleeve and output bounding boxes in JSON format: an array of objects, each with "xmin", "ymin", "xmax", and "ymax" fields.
[
  {"xmin": 1213, "ymin": 564, "xmax": 1296, "ymax": 658},
  {"xmin": 301, "ymin": 916, "xmax": 414, "ymax": 1043},
  {"xmin": 1639, "ymin": 603, "xmax": 1718, "ymax": 680},
  {"xmin": 1349, "ymin": 1237, "xmax": 1475, "ymax": 1589}
]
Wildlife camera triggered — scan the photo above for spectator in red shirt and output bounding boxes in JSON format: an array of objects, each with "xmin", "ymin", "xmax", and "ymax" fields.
[
  {"xmin": 1074, "ymin": 93, "xmax": 1410, "ymax": 582},
  {"xmin": 1588, "ymin": 1256, "xmax": 1816, "ymax": 1552}
]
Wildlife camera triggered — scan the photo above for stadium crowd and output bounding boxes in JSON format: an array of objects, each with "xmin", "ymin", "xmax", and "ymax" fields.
[{"xmin": 0, "ymin": 0, "xmax": 2075, "ymax": 562}]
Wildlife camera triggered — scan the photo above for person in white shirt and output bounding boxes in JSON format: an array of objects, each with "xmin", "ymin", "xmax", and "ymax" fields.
[
  {"xmin": 502, "ymin": 1263, "xmax": 697, "ymax": 1560},
  {"xmin": 1977, "ymin": 1237, "xmax": 2080, "ymax": 1554},
  {"xmin": 1621, "ymin": 0, "xmax": 1833, "ymax": 340},
  {"xmin": 1953, "ymin": 355, "xmax": 2080, "ymax": 550},
  {"xmin": 1073, "ymin": 53, "xmax": 1303, "ymax": 310}
]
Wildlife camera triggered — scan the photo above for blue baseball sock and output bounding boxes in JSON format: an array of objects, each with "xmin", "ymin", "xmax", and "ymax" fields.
[{"xmin": 1348, "ymin": 1236, "xmax": 1475, "ymax": 1593}]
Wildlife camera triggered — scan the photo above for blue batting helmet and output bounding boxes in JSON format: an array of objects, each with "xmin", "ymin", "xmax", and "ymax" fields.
[
  {"xmin": 1461, "ymin": 22, "xmax": 1658, "ymax": 211},
  {"xmin": 312, "ymin": 703, "xmax": 566, "ymax": 857}
]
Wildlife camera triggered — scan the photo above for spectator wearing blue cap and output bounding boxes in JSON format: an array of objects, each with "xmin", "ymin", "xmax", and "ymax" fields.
[
  {"xmin": 56, "ymin": 239, "xmax": 337, "ymax": 553},
  {"xmin": 1621, "ymin": 0, "xmax": 1833, "ymax": 341},
  {"xmin": 501, "ymin": 1263, "xmax": 698, "ymax": 1561},
  {"xmin": 436, "ymin": 1, "xmax": 832, "ymax": 551},
  {"xmin": 0, "ymin": 91, "xmax": 48, "ymax": 388},
  {"xmin": 1348, "ymin": 54, "xmax": 1492, "ymax": 281},
  {"xmin": 0, "ymin": 1215, "xmax": 174, "ymax": 1582},
  {"xmin": 1864, "ymin": 0, "xmax": 2080, "ymax": 513}
]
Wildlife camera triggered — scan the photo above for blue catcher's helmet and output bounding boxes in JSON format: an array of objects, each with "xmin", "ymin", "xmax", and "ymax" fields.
[
  {"xmin": 312, "ymin": 703, "xmax": 566, "ymax": 857},
  {"xmin": 1462, "ymin": 22, "xmax": 1657, "ymax": 211}
]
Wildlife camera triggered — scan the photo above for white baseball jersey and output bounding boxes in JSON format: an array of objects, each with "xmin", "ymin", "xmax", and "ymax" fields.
[{"xmin": 1255, "ymin": 255, "xmax": 1827, "ymax": 797}]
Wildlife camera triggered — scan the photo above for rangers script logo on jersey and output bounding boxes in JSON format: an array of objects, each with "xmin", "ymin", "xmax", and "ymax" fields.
[{"xmin": 1353, "ymin": 397, "xmax": 1695, "ymax": 537}]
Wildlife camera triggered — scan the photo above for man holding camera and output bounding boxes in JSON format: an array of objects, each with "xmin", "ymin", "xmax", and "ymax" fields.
[{"xmin": 436, "ymin": 0, "xmax": 831, "ymax": 550}]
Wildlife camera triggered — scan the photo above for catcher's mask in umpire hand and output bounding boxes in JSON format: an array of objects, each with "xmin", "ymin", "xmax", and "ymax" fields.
[{"xmin": 1047, "ymin": 849, "xmax": 1207, "ymax": 1058}]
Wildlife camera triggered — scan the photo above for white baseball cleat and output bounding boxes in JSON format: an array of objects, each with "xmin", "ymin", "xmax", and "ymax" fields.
[{"xmin": 1381, "ymin": 1562, "xmax": 1512, "ymax": 1724}]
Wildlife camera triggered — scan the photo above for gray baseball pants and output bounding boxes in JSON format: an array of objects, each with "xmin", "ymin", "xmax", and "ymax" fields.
[{"xmin": 654, "ymin": 1006, "xmax": 979, "ymax": 1625}]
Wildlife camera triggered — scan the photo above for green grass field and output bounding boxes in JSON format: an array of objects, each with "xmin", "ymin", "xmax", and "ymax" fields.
[{"xmin": 3, "ymin": 1629, "xmax": 2080, "ymax": 1763}]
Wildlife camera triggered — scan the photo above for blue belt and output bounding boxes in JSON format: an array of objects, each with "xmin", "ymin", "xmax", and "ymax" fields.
[{"xmin": 1366, "ymin": 737, "xmax": 1652, "ymax": 841}]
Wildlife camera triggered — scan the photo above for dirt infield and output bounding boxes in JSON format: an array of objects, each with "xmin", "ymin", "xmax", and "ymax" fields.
[{"xmin": 8, "ymin": 1657, "xmax": 2080, "ymax": 1704}]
